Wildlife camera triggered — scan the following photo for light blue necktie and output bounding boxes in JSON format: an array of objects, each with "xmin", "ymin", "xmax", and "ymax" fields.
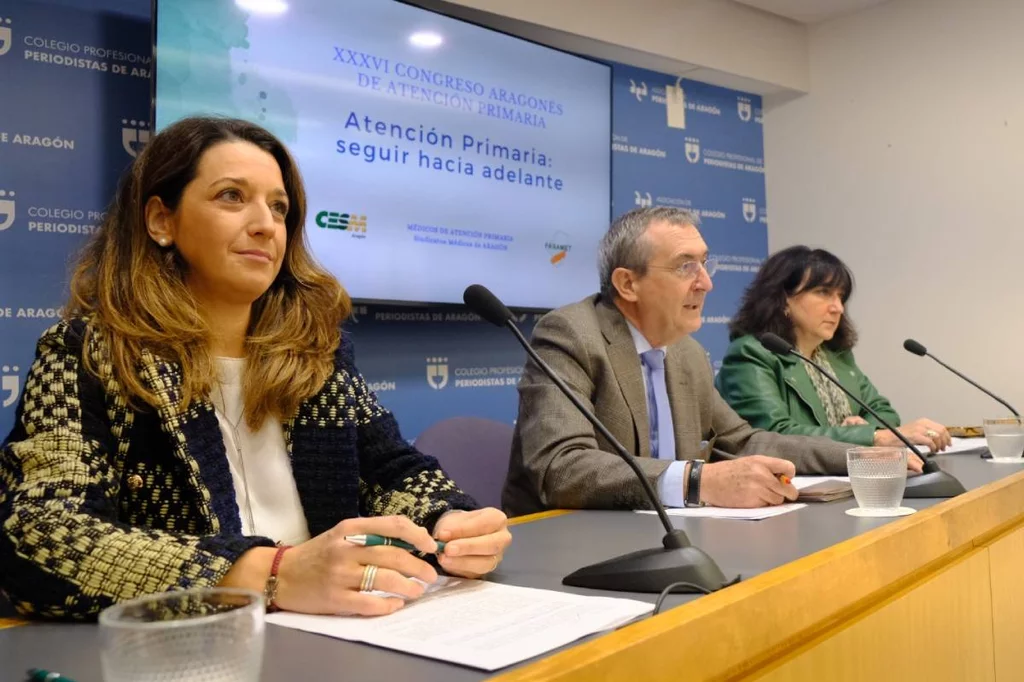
[{"xmin": 641, "ymin": 349, "xmax": 676, "ymax": 460}]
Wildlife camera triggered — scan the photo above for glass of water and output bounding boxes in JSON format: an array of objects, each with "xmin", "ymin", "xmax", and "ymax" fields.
[
  {"xmin": 983, "ymin": 417, "xmax": 1024, "ymax": 462},
  {"xmin": 847, "ymin": 447, "xmax": 908, "ymax": 513},
  {"xmin": 99, "ymin": 587, "xmax": 265, "ymax": 682}
]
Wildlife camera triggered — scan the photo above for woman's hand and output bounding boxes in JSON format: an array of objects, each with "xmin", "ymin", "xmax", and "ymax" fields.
[
  {"xmin": 874, "ymin": 419, "xmax": 951, "ymax": 452},
  {"xmin": 433, "ymin": 507, "xmax": 511, "ymax": 579},
  {"xmin": 841, "ymin": 415, "xmax": 869, "ymax": 426},
  {"xmin": 274, "ymin": 515, "xmax": 440, "ymax": 616}
]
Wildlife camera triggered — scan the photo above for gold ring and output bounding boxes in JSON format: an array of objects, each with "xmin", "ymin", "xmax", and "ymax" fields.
[
  {"xmin": 360, "ymin": 564, "xmax": 379, "ymax": 592},
  {"xmin": 925, "ymin": 429, "xmax": 939, "ymax": 438}
]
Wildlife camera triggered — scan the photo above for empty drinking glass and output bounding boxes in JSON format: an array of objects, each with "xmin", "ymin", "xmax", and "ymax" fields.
[
  {"xmin": 846, "ymin": 447, "xmax": 909, "ymax": 516},
  {"xmin": 983, "ymin": 417, "xmax": 1024, "ymax": 462},
  {"xmin": 99, "ymin": 587, "xmax": 265, "ymax": 682}
]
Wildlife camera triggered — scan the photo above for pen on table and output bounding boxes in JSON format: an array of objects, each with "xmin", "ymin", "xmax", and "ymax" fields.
[
  {"xmin": 344, "ymin": 534, "xmax": 446, "ymax": 553},
  {"xmin": 26, "ymin": 669, "xmax": 77, "ymax": 682}
]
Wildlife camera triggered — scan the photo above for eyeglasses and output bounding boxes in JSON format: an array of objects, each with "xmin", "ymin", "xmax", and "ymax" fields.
[{"xmin": 648, "ymin": 258, "xmax": 718, "ymax": 280}]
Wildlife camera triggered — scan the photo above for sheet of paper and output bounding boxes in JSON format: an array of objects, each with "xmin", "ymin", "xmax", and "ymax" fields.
[
  {"xmin": 267, "ymin": 578, "xmax": 652, "ymax": 671},
  {"xmin": 791, "ymin": 476, "xmax": 850, "ymax": 489},
  {"xmin": 637, "ymin": 503, "xmax": 806, "ymax": 520},
  {"xmin": 915, "ymin": 437, "xmax": 988, "ymax": 455}
]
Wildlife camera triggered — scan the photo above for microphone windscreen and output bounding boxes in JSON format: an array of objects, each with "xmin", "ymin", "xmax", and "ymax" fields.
[
  {"xmin": 903, "ymin": 339, "xmax": 927, "ymax": 356},
  {"xmin": 463, "ymin": 284, "xmax": 514, "ymax": 327},
  {"xmin": 758, "ymin": 332, "xmax": 794, "ymax": 355}
]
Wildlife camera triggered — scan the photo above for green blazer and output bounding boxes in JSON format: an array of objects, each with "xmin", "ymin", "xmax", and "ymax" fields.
[{"xmin": 715, "ymin": 334, "xmax": 901, "ymax": 446}]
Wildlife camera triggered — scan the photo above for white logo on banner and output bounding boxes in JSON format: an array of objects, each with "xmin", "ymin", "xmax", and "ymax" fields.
[
  {"xmin": 0, "ymin": 17, "xmax": 12, "ymax": 57},
  {"xmin": 426, "ymin": 357, "xmax": 449, "ymax": 390},
  {"xmin": 629, "ymin": 79, "xmax": 648, "ymax": 102},
  {"xmin": 742, "ymin": 198, "xmax": 757, "ymax": 223},
  {"xmin": 684, "ymin": 137, "xmax": 700, "ymax": 164},
  {"xmin": 121, "ymin": 119, "xmax": 150, "ymax": 158},
  {"xmin": 634, "ymin": 191, "xmax": 652, "ymax": 208},
  {"xmin": 0, "ymin": 190, "xmax": 15, "ymax": 232},
  {"xmin": 348, "ymin": 305, "xmax": 368, "ymax": 324},
  {"xmin": 737, "ymin": 97, "xmax": 752, "ymax": 122},
  {"xmin": 1, "ymin": 365, "xmax": 20, "ymax": 408}
]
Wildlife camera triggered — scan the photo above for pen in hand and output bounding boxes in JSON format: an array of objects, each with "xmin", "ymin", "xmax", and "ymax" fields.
[
  {"xmin": 344, "ymin": 534, "xmax": 447, "ymax": 554},
  {"xmin": 778, "ymin": 474, "xmax": 795, "ymax": 500}
]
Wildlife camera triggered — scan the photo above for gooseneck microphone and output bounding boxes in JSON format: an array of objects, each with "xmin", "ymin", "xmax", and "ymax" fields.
[
  {"xmin": 759, "ymin": 333, "xmax": 966, "ymax": 498},
  {"xmin": 903, "ymin": 338, "xmax": 1019, "ymax": 417},
  {"xmin": 464, "ymin": 284, "xmax": 736, "ymax": 593}
]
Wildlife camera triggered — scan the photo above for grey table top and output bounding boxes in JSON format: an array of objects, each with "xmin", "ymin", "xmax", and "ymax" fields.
[{"xmin": 1, "ymin": 450, "xmax": 1016, "ymax": 682}]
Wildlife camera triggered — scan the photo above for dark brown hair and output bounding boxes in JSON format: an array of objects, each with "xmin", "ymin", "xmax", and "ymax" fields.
[{"xmin": 728, "ymin": 245, "xmax": 857, "ymax": 351}]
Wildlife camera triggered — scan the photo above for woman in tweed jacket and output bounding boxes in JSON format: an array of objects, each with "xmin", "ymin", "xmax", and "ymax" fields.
[{"xmin": 0, "ymin": 116, "xmax": 511, "ymax": 620}]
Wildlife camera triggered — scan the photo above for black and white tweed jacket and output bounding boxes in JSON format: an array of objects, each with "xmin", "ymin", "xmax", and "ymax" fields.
[{"xmin": 0, "ymin": 319, "xmax": 475, "ymax": 620}]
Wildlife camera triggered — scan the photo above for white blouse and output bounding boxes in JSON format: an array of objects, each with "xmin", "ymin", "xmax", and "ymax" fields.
[{"xmin": 209, "ymin": 357, "xmax": 311, "ymax": 546}]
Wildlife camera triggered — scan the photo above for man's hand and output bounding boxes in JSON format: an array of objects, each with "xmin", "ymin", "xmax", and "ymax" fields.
[{"xmin": 699, "ymin": 455, "xmax": 799, "ymax": 508}]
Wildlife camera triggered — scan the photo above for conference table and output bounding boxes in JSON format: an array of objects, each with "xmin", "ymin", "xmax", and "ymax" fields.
[{"xmin": 2, "ymin": 451, "xmax": 1023, "ymax": 681}]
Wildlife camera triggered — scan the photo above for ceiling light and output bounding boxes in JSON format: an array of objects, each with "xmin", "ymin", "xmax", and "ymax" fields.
[
  {"xmin": 409, "ymin": 32, "xmax": 443, "ymax": 48},
  {"xmin": 235, "ymin": 0, "xmax": 288, "ymax": 16}
]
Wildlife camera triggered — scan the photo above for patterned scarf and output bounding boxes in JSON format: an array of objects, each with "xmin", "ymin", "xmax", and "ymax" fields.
[{"xmin": 806, "ymin": 348, "xmax": 854, "ymax": 426}]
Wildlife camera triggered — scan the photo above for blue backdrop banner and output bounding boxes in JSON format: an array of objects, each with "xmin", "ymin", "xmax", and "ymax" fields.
[
  {"xmin": 0, "ymin": 0, "xmax": 767, "ymax": 440},
  {"xmin": 611, "ymin": 65, "xmax": 767, "ymax": 371}
]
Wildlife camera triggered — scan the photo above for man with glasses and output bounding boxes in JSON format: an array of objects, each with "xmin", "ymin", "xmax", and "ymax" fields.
[{"xmin": 503, "ymin": 207, "xmax": 850, "ymax": 516}]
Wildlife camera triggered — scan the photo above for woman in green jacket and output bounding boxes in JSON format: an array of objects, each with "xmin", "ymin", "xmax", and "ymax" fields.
[{"xmin": 716, "ymin": 246, "xmax": 951, "ymax": 452}]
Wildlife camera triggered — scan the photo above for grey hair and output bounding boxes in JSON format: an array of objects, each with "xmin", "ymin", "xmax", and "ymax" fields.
[{"xmin": 598, "ymin": 206, "xmax": 701, "ymax": 299}]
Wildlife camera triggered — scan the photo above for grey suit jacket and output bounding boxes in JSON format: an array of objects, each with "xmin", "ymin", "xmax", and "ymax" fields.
[{"xmin": 502, "ymin": 295, "xmax": 849, "ymax": 516}]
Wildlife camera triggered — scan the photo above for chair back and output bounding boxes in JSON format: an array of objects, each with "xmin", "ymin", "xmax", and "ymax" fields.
[{"xmin": 414, "ymin": 416, "xmax": 514, "ymax": 509}]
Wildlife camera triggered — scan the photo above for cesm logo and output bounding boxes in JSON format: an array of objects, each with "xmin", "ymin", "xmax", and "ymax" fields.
[
  {"xmin": 742, "ymin": 198, "xmax": 757, "ymax": 223},
  {"xmin": 684, "ymin": 137, "xmax": 700, "ymax": 164},
  {"xmin": 121, "ymin": 119, "xmax": 150, "ymax": 158},
  {"xmin": 2, "ymin": 364, "xmax": 20, "ymax": 408},
  {"xmin": 0, "ymin": 17, "xmax": 12, "ymax": 58},
  {"xmin": 426, "ymin": 357, "xmax": 448, "ymax": 390},
  {"xmin": 629, "ymin": 79, "xmax": 648, "ymax": 102},
  {"xmin": 0, "ymin": 189, "xmax": 14, "ymax": 231},
  {"xmin": 544, "ymin": 231, "xmax": 572, "ymax": 267},
  {"xmin": 633, "ymin": 191, "xmax": 652, "ymax": 208},
  {"xmin": 316, "ymin": 211, "xmax": 367, "ymax": 238}
]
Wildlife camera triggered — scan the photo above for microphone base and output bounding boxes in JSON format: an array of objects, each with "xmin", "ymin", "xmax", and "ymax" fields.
[
  {"xmin": 903, "ymin": 469, "xmax": 967, "ymax": 498},
  {"xmin": 562, "ymin": 544, "xmax": 736, "ymax": 594}
]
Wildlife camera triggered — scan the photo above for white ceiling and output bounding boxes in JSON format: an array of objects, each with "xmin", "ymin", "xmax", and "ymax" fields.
[{"xmin": 732, "ymin": 0, "xmax": 892, "ymax": 24}]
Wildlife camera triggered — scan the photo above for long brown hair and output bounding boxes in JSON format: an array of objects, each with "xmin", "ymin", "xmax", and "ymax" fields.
[{"xmin": 67, "ymin": 116, "xmax": 350, "ymax": 428}]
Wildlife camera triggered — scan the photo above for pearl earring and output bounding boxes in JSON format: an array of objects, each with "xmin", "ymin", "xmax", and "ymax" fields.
[{"xmin": 158, "ymin": 237, "xmax": 169, "ymax": 247}]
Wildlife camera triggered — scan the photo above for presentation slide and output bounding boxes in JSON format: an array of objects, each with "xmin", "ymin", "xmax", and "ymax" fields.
[{"xmin": 155, "ymin": 0, "xmax": 611, "ymax": 308}]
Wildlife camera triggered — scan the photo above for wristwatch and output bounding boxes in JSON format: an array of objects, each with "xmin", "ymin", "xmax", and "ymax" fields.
[{"xmin": 685, "ymin": 459, "xmax": 705, "ymax": 507}]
